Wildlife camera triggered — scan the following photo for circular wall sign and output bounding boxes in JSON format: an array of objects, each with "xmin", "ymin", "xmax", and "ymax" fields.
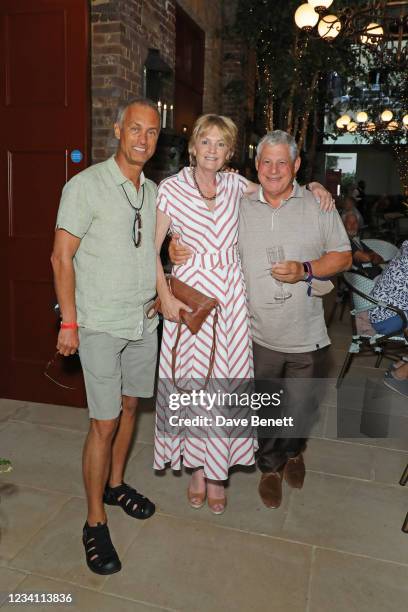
[{"xmin": 70, "ymin": 149, "xmax": 83, "ymax": 163}]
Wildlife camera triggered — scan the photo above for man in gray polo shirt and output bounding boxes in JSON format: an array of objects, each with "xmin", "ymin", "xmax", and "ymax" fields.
[
  {"xmin": 51, "ymin": 98, "xmax": 160, "ymax": 575},
  {"xmin": 239, "ymin": 130, "xmax": 351, "ymax": 509}
]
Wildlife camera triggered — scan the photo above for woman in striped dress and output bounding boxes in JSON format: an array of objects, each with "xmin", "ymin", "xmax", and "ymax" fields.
[{"xmin": 153, "ymin": 114, "xmax": 259, "ymax": 514}]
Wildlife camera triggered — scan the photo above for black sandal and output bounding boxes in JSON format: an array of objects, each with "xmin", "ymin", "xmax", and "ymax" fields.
[
  {"xmin": 82, "ymin": 522, "xmax": 121, "ymax": 575},
  {"xmin": 103, "ymin": 482, "xmax": 155, "ymax": 519}
]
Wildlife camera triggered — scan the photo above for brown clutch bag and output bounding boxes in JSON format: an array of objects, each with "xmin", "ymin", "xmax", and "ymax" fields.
[{"xmin": 147, "ymin": 276, "xmax": 220, "ymax": 391}]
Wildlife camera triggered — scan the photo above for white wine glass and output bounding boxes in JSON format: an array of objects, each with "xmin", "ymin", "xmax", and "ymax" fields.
[{"xmin": 266, "ymin": 246, "xmax": 292, "ymax": 302}]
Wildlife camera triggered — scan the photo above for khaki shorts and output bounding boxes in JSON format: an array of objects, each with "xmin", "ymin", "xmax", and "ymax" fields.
[{"xmin": 78, "ymin": 324, "xmax": 158, "ymax": 420}]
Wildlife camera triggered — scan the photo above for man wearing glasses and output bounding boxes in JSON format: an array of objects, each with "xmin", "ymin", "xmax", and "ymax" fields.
[{"xmin": 51, "ymin": 98, "xmax": 160, "ymax": 575}]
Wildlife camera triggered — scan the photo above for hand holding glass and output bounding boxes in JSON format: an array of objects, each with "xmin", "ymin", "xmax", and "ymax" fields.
[{"xmin": 266, "ymin": 246, "xmax": 292, "ymax": 302}]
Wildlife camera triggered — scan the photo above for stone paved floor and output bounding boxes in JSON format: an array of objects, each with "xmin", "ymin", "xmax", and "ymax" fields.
[{"xmin": 1, "ymin": 306, "xmax": 408, "ymax": 611}]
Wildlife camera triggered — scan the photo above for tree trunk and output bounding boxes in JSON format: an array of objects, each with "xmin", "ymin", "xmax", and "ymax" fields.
[
  {"xmin": 266, "ymin": 97, "xmax": 274, "ymax": 131},
  {"xmin": 298, "ymin": 72, "xmax": 319, "ymax": 152},
  {"xmin": 293, "ymin": 114, "xmax": 300, "ymax": 141},
  {"xmin": 286, "ymin": 33, "xmax": 300, "ymax": 133},
  {"xmin": 298, "ymin": 112, "xmax": 310, "ymax": 153},
  {"xmin": 286, "ymin": 87, "xmax": 296, "ymax": 134}
]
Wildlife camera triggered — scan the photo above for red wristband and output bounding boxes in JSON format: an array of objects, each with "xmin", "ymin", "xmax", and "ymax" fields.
[{"xmin": 60, "ymin": 322, "xmax": 78, "ymax": 329}]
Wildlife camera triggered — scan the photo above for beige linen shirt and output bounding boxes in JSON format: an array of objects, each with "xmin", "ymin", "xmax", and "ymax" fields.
[
  {"xmin": 238, "ymin": 182, "xmax": 351, "ymax": 353},
  {"xmin": 56, "ymin": 156, "xmax": 158, "ymax": 340}
]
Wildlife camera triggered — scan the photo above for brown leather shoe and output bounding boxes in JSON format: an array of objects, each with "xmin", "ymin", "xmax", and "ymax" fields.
[
  {"xmin": 258, "ymin": 471, "xmax": 283, "ymax": 508},
  {"xmin": 283, "ymin": 454, "xmax": 305, "ymax": 489}
]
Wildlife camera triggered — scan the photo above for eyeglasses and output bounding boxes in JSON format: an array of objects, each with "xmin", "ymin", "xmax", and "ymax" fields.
[
  {"xmin": 44, "ymin": 351, "xmax": 79, "ymax": 390},
  {"xmin": 121, "ymin": 184, "xmax": 144, "ymax": 248},
  {"xmin": 132, "ymin": 209, "xmax": 142, "ymax": 248}
]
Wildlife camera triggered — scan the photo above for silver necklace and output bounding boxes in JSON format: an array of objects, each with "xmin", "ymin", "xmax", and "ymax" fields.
[{"xmin": 192, "ymin": 167, "xmax": 217, "ymax": 201}]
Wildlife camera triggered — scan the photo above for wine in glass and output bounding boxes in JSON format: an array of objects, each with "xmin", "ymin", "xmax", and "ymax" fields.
[{"xmin": 266, "ymin": 246, "xmax": 292, "ymax": 302}]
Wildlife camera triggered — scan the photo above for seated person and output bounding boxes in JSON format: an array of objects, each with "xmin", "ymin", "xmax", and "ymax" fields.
[
  {"xmin": 372, "ymin": 194, "xmax": 391, "ymax": 215},
  {"xmin": 343, "ymin": 211, "xmax": 384, "ymax": 279},
  {"xmin": 369, "ymin": 240, "xmax": 408, "ymax": 336},
  {"xmin": 351, "ymin": 180, "xmax": 367, "ymax": 221},
  {"xmin": 371, "ymin": 194, "xmax": 391, "ymax": 231},
  {"xmin": 351, "ymin": 181, "xmax": 365, "ymax": 203},
  {"xmin": 341, "ymin": 196, "xmax": 364, "ymax": 229}
]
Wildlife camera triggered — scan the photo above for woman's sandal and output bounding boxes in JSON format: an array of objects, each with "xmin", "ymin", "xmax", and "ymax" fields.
[
  {"xmin": 187, "ymin": 487, "xmax": 206, "ymax": 509},
  {"xmin": 208, "ymin": 496, "xmax": 227, "ymax": 515},
  {"xmin": 103, "ymin": 482, "xmax": 155, "ymax": 519},
  {"xmin": 82, "ymin": 521, "xmax": 121, "ymax": 575}
]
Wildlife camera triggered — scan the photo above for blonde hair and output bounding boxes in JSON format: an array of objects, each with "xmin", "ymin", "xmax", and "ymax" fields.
[{"xmin": 188, "ymin": 114, "xmax": 237, "ymax": 166}]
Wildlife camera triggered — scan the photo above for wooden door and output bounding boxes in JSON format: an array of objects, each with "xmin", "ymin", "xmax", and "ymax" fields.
[{"xmin": 0, "ymin": 0, "xmax": 89, "ymax": 406}]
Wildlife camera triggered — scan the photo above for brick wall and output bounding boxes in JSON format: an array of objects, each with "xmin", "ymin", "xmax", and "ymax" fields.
[
  {"xmin": 90, "ymin": 0, "xmax": 252, "ymax": 165},
  {"xmin": 90, "ymin": 0, "xmax": 120, "ymax": 162},
  {"xmin": 91, "ymin": 0, "xmax": 176, "ymax": 164}
]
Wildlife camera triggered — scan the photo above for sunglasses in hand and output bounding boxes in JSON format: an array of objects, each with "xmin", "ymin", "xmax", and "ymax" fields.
[{"xmin": 44, "ymin": 351, "xmax": 80, "ymax": 391}]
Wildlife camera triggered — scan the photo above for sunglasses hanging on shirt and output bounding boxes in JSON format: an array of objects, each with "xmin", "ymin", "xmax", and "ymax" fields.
[{"xmin": 121, "ymin": 183, "xmax": 144, "ymax": 248}]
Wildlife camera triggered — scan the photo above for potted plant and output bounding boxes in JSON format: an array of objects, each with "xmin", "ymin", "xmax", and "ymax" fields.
[{"xmin": 0, "ymin": 459, "xmax": 12, "ymax": 473}]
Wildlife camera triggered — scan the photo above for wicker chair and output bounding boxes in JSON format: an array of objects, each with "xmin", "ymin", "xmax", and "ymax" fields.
[
  {"xmin": 362, "ymin": 239, "xmax": 400, "ymax": 262},
  {"xmin": 336, "ymin": 272, "xmax": 408, "ymax": 388},
  {"xmin": 326, "ymin": 275, "xmax": 349, "ymax": 328},
  {"xmin": 400, "ymin": 464, "xmax": 408, "ymax": 533}
]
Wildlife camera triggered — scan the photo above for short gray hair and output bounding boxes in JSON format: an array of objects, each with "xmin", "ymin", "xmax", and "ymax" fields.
[
  {"xmin": 115, "ymin": 97, "xmax": 161, "ymax": 127},
  {"xmin": 256, "ymin": 130, "xmax": 298, "ymax": 162}
]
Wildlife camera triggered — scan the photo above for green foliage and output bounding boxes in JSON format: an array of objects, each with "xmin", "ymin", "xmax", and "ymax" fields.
[
  {"xmin": 235, "ymin": 0, "xmax": 366, "ymax": 132},
  {"xmin": 234, "ymin": 0, "xmax": 407, "ymax": 190},
  {"xmin": 326, "ymin": 155, "xmax": 339, "ymax": 170},
  {"xmin": 0, "ymin": 458, "xmax": 12, "ymax": 473},
  {"xmin": 341, "ymin": 172, "xmax": 357, "ymax": 193}
]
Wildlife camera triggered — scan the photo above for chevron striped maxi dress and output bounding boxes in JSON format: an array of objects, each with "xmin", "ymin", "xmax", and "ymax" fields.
[{"xmin": 153, "ymin": 168, "xmax": 257, "ymax": 480}]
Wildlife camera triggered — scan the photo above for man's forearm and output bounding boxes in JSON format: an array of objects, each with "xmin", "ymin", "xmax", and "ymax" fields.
[
  {"xmin": 272, "ymin": 251, "xmax": 352, "ymax": 284},
  {"xmin": 156, "ymin": 254, "xmax": 172, "ymax": 301},
  {"xmin": 310, "ymin": 251, "xmax": 352, "ymax": 277},
  {"xmin": 353, "ymin": 250, "xmax": 372, "ymax": 263},
  {"xmin": 51, "ymin": 256, "xmax": 77, "ymax": 322}
]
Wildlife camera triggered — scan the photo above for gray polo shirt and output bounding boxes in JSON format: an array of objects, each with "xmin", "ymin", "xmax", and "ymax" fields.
[
  {"xmin": 238, "ymin": 182, "xmax": 351, "ymax": 353},
  {"xmin": 56, "ymin": 156, "xmax": 158, "ymax": 340}
]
